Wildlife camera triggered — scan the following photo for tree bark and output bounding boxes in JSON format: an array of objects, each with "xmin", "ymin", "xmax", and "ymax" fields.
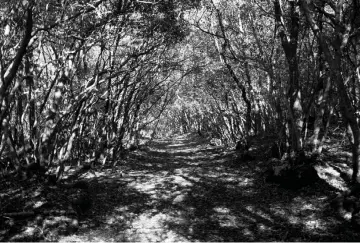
[
  {"xmin": 274, "ymin": 0, "xmax": 303, "ymax": 153},
  {"xmin": 0, "ymin": 7, "xmax": 33, "ymax": 135},
  {"xmin": 211, "ymin": 8, "xmax": 252, "ymax": 138},
  {"xmin": 300, "ymin": 0, "xmax": 360, "ymax": 183}
]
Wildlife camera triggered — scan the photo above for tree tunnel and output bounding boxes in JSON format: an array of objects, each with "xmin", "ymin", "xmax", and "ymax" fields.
[{"xmin": 1, "ymin": 0, "xmax": 360, "ymax": 182}]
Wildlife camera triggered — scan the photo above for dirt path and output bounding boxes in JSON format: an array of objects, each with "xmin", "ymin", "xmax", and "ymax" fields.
[{"xmin": 58, "ymin": 134, "xmax": 358, "ymax": 242}]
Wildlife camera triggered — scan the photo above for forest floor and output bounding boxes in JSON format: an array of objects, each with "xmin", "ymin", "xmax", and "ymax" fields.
[{"xmin": 1, "ymin": 133, "xmax": 360, "ymax": 241}]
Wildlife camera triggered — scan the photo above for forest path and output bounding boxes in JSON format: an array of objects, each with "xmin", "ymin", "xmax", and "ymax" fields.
[{"xmin": 59, "ymin": 133, "xmax": 354, "ymax": 242}]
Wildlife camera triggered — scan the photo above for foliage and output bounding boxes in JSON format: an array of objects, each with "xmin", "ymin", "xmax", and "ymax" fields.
[
  {"xmin": 1, "ymin": 0, "xmax": 360, "ymax": 186},
  {"xmin": 2, "ymin": 0, "xmax": 360, "ymax": 239}
]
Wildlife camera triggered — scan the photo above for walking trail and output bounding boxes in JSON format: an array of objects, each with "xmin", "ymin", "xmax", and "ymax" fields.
[{"xmin": 58, "ymin": 133, "xmax": 356, "ymax": 242}]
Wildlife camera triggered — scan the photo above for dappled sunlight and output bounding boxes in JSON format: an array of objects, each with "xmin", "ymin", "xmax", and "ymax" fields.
[
  {"xmin": 316, "ymin": 163, "xmax": 348, "ymax": 191},
  {"xmin": 172, "ymin": 175, "xmax": 194, "ymax": 187},
  {"xmin": 265, "ymin": 194, "xmax": 332, "ymax": 238},
  {"xmin": 1, "ymin": 0, "xmax": 359, "ymax": 241},
  {"xmin": 59, "ymin": 210, "xmax": 189, "ymax": 242},
  {"xmin": 126, "ymin": 212, "xmax": 188, "ymax": 242},
  {"xmin": 289, "ymin": 197, "xmax": 329, "ymax": 231},
  {"xmin": 171, "ymin": 148, "xmax": 199, "ymax": 153},
  {"xmin": 2, "ymin": 133, "xmax": 358, "ymax": 241},
  {"xmin": 237, "ymin": 177, "xmax": 254, "ymax": 187}
]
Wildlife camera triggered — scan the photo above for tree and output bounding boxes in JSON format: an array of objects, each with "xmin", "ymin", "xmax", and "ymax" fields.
[
  {"xmin": 300, "ymin": 0, "xmax": 360, "ymax": 183},
  {"xmin": 0, "ymin": 0, "xmax": 199, "ymax": 179}
]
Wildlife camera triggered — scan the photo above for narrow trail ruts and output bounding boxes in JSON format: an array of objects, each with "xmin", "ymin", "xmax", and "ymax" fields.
[{"xmin": 58, "ymin": 133, "xmax": 355, "ymax": 242}]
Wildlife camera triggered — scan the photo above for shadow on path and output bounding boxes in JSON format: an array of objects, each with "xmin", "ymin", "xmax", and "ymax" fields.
[
  {"xmin": 4, "ymin": 133, "xmax": 358, "ymax": 241},
  {"xmin": 57, "ymin": 133, "xmax": 360, "ymax": 242}
]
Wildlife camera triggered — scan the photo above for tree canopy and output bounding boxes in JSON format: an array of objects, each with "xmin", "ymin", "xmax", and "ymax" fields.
[
  {"xmin": 1, "ymin": 0, "xmax": 360, "ymax": 181},
  {"xmin": 3, "ymin": 0, "xmax": 360, "ymax": 241}
]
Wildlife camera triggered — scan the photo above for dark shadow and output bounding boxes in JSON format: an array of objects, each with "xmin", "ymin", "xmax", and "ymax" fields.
[{"xmin": 2, "ymin": 133, "xmax": 360, "ymax": 241}]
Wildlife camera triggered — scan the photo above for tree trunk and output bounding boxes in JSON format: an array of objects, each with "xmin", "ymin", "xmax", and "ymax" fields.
[
  {"xmin": 0, "ymin": 7, "xmax": 33, "ymax": 137},
  {"xmin": 300, "ymin": 0, "xmax": 360, "ymax": 183},
  {"xmin": 274, "ymin": 0, "xmax": 303, "ymax": 153},
  {"xmin": 211, "ymin": 11, "xmax": 252, "ymax": 139},
  {"xmin": 338, "ymin": 74, "xmax": 360, "ymax": 183}
]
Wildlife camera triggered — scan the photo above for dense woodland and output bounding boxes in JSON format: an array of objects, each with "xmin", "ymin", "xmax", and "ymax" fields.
[{"xmin": 1, "ymin": 0, "xmax": 360, "ymax": 241}]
